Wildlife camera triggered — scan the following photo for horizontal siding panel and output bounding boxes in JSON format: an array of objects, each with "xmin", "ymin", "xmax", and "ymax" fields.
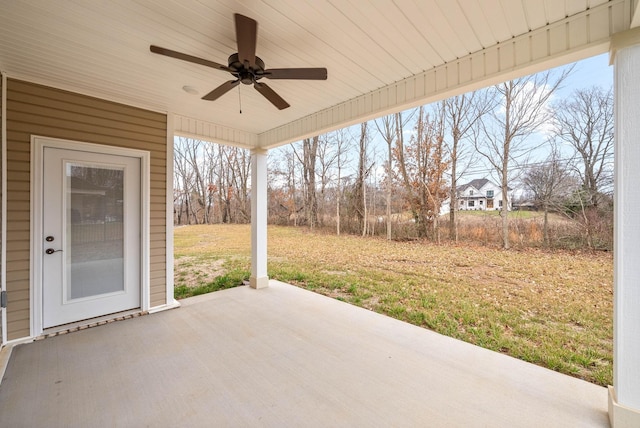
[
  {"xmin": 150, "ymin": 225, "xmax": 166, "ymax": 234},
  {"xmin": 6, "ymin": 260, "xmax": 29, "ymax": 273},
  {"xmin": 8, "ymin": 123, "xmax": 162, "ymax": 151},
  {"xmin": 6, "ymin": 170, "xmax": 29, "ymax": 182},
  {"xmin": 9, "ymin": 90, "xmax": 166, "ymax": 130},
  {"xmin": 6, "ymin": 159, "xmax": 29, "ymax": 172},
  {"xmin": 150, "ymin": 250, "xmax": 166, "ymax": 259},
  {"xmin": 150, "ymin": 255, "xmax": 166, "ymax": 265},
  {"xmin": 6, "ymin": 201, "xmax": 29, "ymax": 212},
  {"xmin": 6, "ymin": 250, "xmax": 29, "ymax": 263},
  {"xmin": 6, "ymin": 288, "xmax": 29, "ymax": 302},
  {"xmin": 5, "ymin": 79, "xmax": 168, "ymax": 340},
  {"xmin": 6, "ymin": 269, "xmax": 29, "ymax": 282},
  {"xmin": 6, "ymin": 191, "xmax": 29, "ymax": 202},
  {"xmin": 8, "ymin": 97, "xmax": 166, "ymax": 136},
  {"xmin": 150, "ymin": 293, "xmax": 166, "ymax": 308},
  {"xmin": 7, "ymin": 319, "xmax": 30, "ymax": 341},
  {"xmin": 150, "ymin": 164, "xmax": 166, "ymax": 174},
  {"xmin": 150, "ymin": 195, "xmax": 166, "ymax": 205},
  {"xmin": 150, "ymin": 269, "xmax": 166, "ymax": 280},
  {"xmin": 7, "ymin": 231, "xmax": 29, "ymax": 241},
  {"xmin": 150, "ymin": 211, "xmax": 166, "ymax": 221},
  {"xmin": 6, "ymin": 220, "xmax": 29, "ymax": 231},
  {"xmin": 10, "ymin": 79, "xmax": 166, "ymax": 123},
  {"xmin": 4, "ymin": 149, "xmax": 29, "ymax": 163},
  {"xmin": 8, "ymin": 112, "xmax": 165, "ymax": 142},
  {"xmin": 150, "ymin": 202, "xmax": 166, "ymax": 212},
  {"xmin": 6, "ymin": 239, "xmax": 30, "ymax": 251},
  {"xmin": 150, "ymin": 277, "xmax": 166, "ymax": 288},
  {"xmin": 150, "ymin": 173, "xmax": 165, "ymax": 182},
  {"xmin": 150, "ymin": 261, "xmax": 166, "ymax": 272},
  {"xmin": 5, "ymin": 180, "xmax": 29, "ymax": 192},
  {"xmin": 7, "ymin": 298, "xmax": 30, "ymax": 312}
]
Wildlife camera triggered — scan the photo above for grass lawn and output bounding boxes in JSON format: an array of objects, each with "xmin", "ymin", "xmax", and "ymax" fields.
[
  {"xmin": 458, "ymin": 209, "xmax": 540, "ymax": 219},
  {"xmin": 174, "ymin": 224, "xmax": 613, "ymax": 387}
]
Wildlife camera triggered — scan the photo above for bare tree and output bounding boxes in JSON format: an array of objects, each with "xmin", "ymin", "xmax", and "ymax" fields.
[
  {"xmin": 214, "ymin": 145, "xmax": 232, "ymax": 223},
  {"xmin": 444, "ymin": 91, "xmax": 493, "ymax": 241},
  {"xmin": 522, "ymin": 145, "xmax": 576, "ymax": 246},
  {"xmin": 374, "ymin": 110, "xmax": 416, "ymax": 240},
  {"xmin": 333, "ymin": 129, "xmax": 350, "ymax": 235},
  {"xmin": 226, "ymin": 146, "xmax": 251, "ymax": 222},
  {"xmin": 353, "ymin": 122, "xmax": 371, "ymax": 236},
  {"xmin": 374, "ymin": 115, "xmax": 395, "ymax": 240},
  {"xmin": 174, "ymin": 138, "xmax": 195, "ymax": 224},
  {"xmin": 316, "ymin": 135, "xmax": 340, "ymax": 226},
  {"xmin": 293, "ymin": 137, "xmax": 319, "ymax": 228},
  {"xmin": 476, "ymin": 69, "xmax": 571, "ymax": 249},
  {"xmin": 552, "ymin": 86, "xmax": 614, "ymax": 206}
]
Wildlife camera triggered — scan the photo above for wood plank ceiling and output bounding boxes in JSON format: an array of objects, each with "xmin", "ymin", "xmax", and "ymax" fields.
[{"xmin": 0, "ymin": 0, "xmax": 630, "ymax": 149}]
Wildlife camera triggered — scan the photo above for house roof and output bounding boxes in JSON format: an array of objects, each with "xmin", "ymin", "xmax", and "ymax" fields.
[
  {"xmin": 458, "ymin": 178, "xmax": 490, "ymax": 193},
  {"xmin": 0, "ymin": 1, "xmax": 634, "ymax": 149}
]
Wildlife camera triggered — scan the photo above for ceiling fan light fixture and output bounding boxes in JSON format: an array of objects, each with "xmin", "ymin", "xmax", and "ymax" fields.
[{"xmin": 182, "ymin": 85, "xmax": 199, "ymax": 95}]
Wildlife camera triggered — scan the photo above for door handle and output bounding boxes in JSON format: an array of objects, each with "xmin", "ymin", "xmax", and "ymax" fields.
[{"xmin": 45, "ymin": 248, "xmax": 62, "ymax": 255}]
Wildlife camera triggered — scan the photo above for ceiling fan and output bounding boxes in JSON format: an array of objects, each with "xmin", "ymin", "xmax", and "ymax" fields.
[{"xmin": 150, "ymin": 14, "xmax": 327, "ymax": 110}]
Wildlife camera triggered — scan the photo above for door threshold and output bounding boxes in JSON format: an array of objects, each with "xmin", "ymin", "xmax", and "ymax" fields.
[{"xmin": 38, "ymin": 309, "xmax": 148, "ymax": 340}]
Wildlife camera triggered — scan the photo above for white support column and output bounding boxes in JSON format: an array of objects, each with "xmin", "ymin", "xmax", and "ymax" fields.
[
  {"xmin": 250, "ymin": 149, "xmax": 269, "ymax": 289},
  {"xmin": 609, "ymin": 27, "xmax": 640, "ymax": 428}
]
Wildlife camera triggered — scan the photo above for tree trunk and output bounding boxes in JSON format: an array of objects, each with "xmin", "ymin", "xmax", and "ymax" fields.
[
  {"xmin": 501, "ymin": 88, "xmax": 511, "ymax": 250},
  {"xmin": 449, "ymin": 132, "xmax": 459, "ymax": 242},
  {"xmin": 386, "ymin": 140, "xmax": 392, "ymax": 240},
  {"xmin": 543, "ymin": 205, "xmax": 549, "ymax": 248}
]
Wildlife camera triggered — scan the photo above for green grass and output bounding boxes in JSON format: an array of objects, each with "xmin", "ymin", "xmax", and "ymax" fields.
[
  {"xmin": 174, "ymin": 267, "xmax": 249, "ymax": 299},
  {"xmin": 457, "ymin": 210, "xmax": 540, "ymax": 219},
  {"xmin": 174, "ymin": 224, "xmax": 613, "ymax": 387}
]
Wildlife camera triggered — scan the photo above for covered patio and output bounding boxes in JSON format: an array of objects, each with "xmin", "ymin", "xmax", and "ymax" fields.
[
  {"xmin": 1, "ymin": 1, "xmax": 640, "ymax": 426},
  {"xmin": 0, "ymin": 281, "xmax": 608, "ymax": 427}
]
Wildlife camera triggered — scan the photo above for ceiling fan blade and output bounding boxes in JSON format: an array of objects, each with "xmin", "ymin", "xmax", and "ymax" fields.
[
  {"xmin": 264, "ymin": 68, "xmax": 328, "ymax": 80},
  {"xmin": 150, "ymin": 45, "xmax": 231, "ymax": 72},
  {"xmin": 202, "ymin": 80, "xmax": 240, "ymax": 101},
  {"xmin": 254, "ymin": 82, "xmax": 290, "ymax": 110},
  {"xmin": 235, "ymin": 14, "xmax": 257, "ymax": 68}
]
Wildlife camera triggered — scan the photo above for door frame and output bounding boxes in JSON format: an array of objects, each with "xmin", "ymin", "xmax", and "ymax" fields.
[{"xmin": 31, "ymin": 136, "xmax": 150, "ymax": 336}]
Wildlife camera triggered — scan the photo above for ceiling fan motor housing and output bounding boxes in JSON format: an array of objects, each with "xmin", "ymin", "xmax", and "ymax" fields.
[{"xmin": 228, "ymin": 53, "xmax": 265, "ymax": 84}]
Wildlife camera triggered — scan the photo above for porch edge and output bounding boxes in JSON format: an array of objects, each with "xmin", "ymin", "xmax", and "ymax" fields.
[{"xmin": 0, "ymin": 343, "xmax": 12, "ymax": 386}]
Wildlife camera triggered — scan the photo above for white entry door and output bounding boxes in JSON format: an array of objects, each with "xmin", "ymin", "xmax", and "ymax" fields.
[{"xmin": 42, "ymin": 147, "xmax": 141, "ymax": 328}]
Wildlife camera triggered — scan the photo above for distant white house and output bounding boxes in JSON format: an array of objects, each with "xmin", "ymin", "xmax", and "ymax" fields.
[
  {"xmin": 457, "ymin": 178, "xmax": 510, "ymax": 211},
  {"xmin": 440, "ymin": 178, "xmax": 511, "ymax": 214}
]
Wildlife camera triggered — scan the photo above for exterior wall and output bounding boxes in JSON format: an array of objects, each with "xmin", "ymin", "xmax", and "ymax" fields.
[
  {"xmin": 459, "ymin": 183, "xmax": 509, "ymax": 211},
  {"xmin": 5, "ymin": 79, "xmax": 167, "ymax": 340}
]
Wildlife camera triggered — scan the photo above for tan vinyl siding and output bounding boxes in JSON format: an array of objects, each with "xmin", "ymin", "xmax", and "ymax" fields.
[{"xmin": 5, "ymin": 79, "xmax": 168, "ymax": 340}]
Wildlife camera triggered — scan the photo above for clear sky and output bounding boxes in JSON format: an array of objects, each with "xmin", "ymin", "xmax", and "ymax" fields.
[{"xmin": 557, "ymin": 53, "xmax": 613, "ymax": 96}]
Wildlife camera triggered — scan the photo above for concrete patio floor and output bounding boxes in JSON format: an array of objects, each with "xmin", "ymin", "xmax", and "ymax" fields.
[{"xmin": 0, "ymin": 281, "xmax": 609, "ymax": 427}]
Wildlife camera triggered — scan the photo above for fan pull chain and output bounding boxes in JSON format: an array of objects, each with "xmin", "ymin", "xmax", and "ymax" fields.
[{"xmin": 238, "ymin": 85, "xmax": 242, "ymax": 114}]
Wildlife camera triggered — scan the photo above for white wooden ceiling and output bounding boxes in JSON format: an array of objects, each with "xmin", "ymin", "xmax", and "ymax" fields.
[{"xmin": 0, "ymin": 0, "xmax": 634, "ymax": 149}]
